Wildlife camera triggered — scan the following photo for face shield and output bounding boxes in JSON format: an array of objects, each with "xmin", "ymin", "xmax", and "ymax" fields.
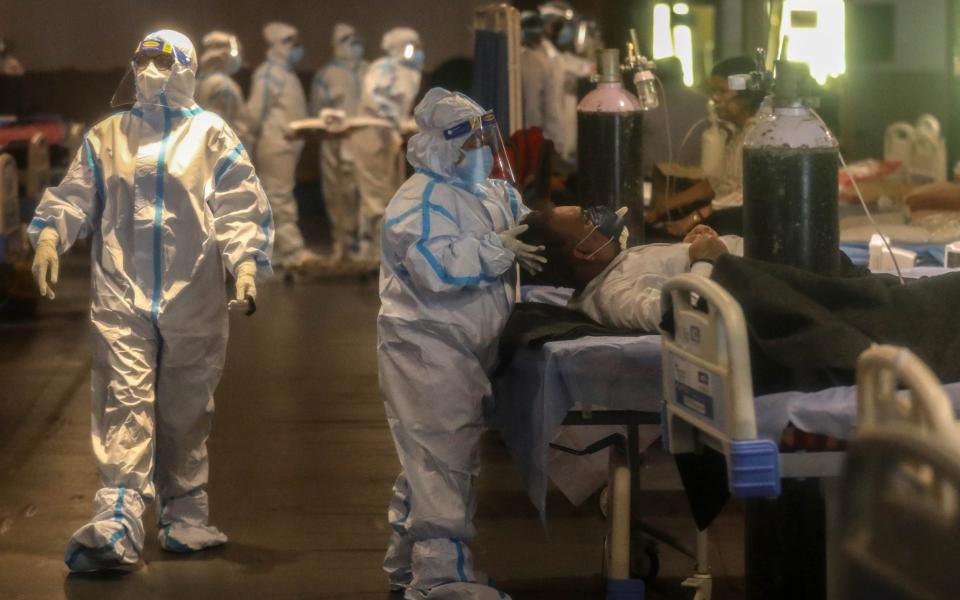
[
  {"xmin": 111, "ymin": 37, "xmax": 193, "ymax": 107},
  {"xmin": 222, "ymin": 35, "xmax": 242, "ymax": 73},
  {"xmin": 446, "ymin": 111, "xmax": 515, "ymax": 185},
  {"xmin": 400, "ymin": 42, "xmax": 425, "ymax": 70}
]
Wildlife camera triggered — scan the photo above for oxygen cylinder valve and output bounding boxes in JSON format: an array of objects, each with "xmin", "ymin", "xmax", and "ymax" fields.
[{"xmin": 621, "ymin": 29, "xmax": 658, "ymax": 111}]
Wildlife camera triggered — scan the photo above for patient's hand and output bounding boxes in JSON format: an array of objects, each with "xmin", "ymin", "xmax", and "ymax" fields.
[{"xmin": 689, "ymin": 236, "xmax": 729, "ymax": 264}]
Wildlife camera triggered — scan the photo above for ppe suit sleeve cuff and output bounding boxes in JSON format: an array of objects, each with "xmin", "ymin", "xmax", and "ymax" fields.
[
  {"xmin": 479, "ymin": 231, "xmax": 516, "ymax": 276},
  {"xmin": 28, "ymin": 220, "xmax": 67, "ymax": 254},
  {"xmin": 226, "ymin": 252, "xmax": 273, "ymax": 280}
]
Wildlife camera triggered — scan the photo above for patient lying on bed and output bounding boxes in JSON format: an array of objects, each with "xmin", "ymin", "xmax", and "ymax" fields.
[{"xmin": 521, "ymin": 205, "xmax": 742, "ymax": 331}]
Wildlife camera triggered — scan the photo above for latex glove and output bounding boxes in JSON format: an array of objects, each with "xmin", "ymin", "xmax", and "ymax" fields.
[
  {"xmin": 32, "ymin": 227, "xmax": 60, "ymax": 300},
  {"xmin": 498, "ymin": 224, "xmax": 547, "ymax": 275},
  {"xmin": 234, "ymin": 260, "xmax": 257, "ymax": 302}
]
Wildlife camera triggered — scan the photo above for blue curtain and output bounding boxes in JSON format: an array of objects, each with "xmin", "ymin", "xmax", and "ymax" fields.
[{"xmin": 471, "ymin": 30, "xmax": 511, "ymax": 135}]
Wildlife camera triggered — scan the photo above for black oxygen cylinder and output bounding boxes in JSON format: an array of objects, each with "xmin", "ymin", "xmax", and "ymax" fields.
[
  {"xmin": 742, "ymin": 62, "xmax": 840, "ymax": 274},
  {"xmin": 576, "ymin": 49, "xmax": 644, "ymax": 242}
]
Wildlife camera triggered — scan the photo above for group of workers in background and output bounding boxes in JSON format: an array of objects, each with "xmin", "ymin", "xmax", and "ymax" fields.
[
  {"xmin": 194, "ymin": 21, "xmax": 424, "ymax": 271},
  {"xmin": 18, "ymin": 1, "xmax": 770, "ymax": 598}
]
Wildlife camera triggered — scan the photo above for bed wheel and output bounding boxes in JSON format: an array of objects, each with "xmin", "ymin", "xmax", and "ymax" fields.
[{"xmin": 630, "ymin": 538, "xmax": 660, "ymax": 581}]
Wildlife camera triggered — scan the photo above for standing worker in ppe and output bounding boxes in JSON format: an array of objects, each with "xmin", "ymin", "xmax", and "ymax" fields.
[
  {"xmin": 28, "ymin": 30, "xmax": 273, "ymax": 572},
  {"xmin": 378, "ymin": 87, "xmax": 546, "ymax": 599},
  {"xmin": 310, "ymin": 23, "xmax": 368, "ymax": 266},
  {"xmin": 248, "ymin": 22, "xmax": 317, "ymax": 269},
  {"xmin": 538, "ymin": 1, "xmax": 587, "ymax": 165},
  {"xmin": 352, "ymin": 27, "xmax": 423, "ymax": 265},
  {"xmin": 196, "ymin": 30, "xmax": 253, "ymax": 148},
  {"xmin": 519, "ymin": 11, "xmax": 562, "ymax": 144}
]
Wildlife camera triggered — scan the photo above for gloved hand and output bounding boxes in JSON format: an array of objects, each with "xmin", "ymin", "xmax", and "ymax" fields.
[
  {"xmin": 234, "ymin": 260, "xmax": 257, "ymax": 302},
  {"xmin": 32, "ymin": 227, "xmax": 60, "ymax": 300},
  {"xmin": 498, "ymin": 224, "xmax": 547, "ymax": 275}
]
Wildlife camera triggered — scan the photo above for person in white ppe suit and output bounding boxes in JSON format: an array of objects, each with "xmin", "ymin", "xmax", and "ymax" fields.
[
  {"xmin": 519, "ymin": 11, "xmax": 562, "ymax": 142},
  {"xmin": 28, "ymin": 30, "xmax": 273, "ymax": 572},
  {"xmin": 310, "ymin": 23, "xmax": 368, "ymax": 265},
  {"xmin": 196, "ymin": 30, "xmax": 253, "ymax": 148},
  {"xmin": 353, "ymin": 27, "xmax": 423, "ymax": 264},
  {"xmin": 537, "ymin": 2, "xmax": 574, "ymax": 161},
  {"xmin": 378, "ymin": 87, "xmax": 546, "ymax": 599},
  {"xmin": 248, "ymin": 22, "xmax": 317, "ymax": 268}
]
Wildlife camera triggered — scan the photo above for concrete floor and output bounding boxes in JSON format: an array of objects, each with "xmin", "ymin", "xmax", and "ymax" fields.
[{"xmin": 0, "ymin": 244, "xmax": 746, "ymax": 599}]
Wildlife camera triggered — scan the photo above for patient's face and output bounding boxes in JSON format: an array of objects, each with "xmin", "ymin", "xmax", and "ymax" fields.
[
  {"xmin": 542, "ymin": 206, "xmax": 599, "ymax": 246},
  {"xmin": 531, "ymin": 205, "xmax": 620, "ymax": 289}
]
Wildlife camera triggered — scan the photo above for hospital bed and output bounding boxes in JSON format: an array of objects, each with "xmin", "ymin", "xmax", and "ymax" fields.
[
  {"xmin": 660, "ymin": 273, "xmax": 960, "ymax": 599},
  {"xmin": 497, "ymin": 276, "xmax": 960, "ymax": 598},
  {"xmin": 837, "ymin": 345, "xmax": 960, "ymax": 600}
]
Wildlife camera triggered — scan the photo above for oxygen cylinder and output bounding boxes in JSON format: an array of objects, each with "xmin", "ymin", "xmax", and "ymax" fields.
[
  {"xmin": 577, "ymin": 49, "xmax": 644, "ymax": 243},
  {"xmin": 742, "ymin": 61, "xmax": 840, "ymax": 275}
]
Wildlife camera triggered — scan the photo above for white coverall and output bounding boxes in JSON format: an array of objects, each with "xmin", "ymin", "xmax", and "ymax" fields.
[
  {"xmin": 248, "ymin": 22, "xmax": 309, "ymax": 266},
  {"xmin": 310, "ymin": 24, "xmax": 368, "ymax": 260},
  {"xmin": 569, "ymin": 236, "xmax": 744, "ymax": 331},
  {"xmin": 520, "ymin": 44, "xmax": 562, "ymax": 141},
  {"xmin": 353, "ymin": 27, "xmax": 422, "ymax": 262},
  {"xmin": 196, "ymin": 31, "xmax": 254, "ymax": 149},
  {"xmin": 536, "ymin": 38, "xmax": 568, "ymax": 156},
  {"xmin": 379, "ymin": 88, "xmax": 524, "ymax": 599},
  {"xmin": 28, "ymin": 30, "xmax": 273, "ymax": 571}
]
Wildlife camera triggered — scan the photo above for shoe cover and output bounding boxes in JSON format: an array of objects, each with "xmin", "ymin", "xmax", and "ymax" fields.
[
  {"xmin": 158, "ymin": 523, "xmax": 227, "ymax": 553},
  {"xmin": 64, "ymin": 487, "xmax": 146, "ymax": 573},
  {"xmin": 410, "ymin": 538, "xmax": 478, "ymax": 590},
  {"xmin": 385, "ymin": 530, "xmax": 414, "ymax": 591},
  {"xmin": 405, "ymin": 582, "xmax": 512, "ymax": 600}
]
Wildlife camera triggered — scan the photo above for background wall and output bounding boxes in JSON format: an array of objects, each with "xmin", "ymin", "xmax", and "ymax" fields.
[
  {"xmin": 841, "ymin": 0, "xmax": 952, "ymax": 159},
  {"xmin": 0, "ymin": 0, "xmax": 490, "ymax": 73}
]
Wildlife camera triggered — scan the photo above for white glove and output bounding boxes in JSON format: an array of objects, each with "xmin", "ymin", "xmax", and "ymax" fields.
[
  {"xmin": 234, "ymin": 260, "xmax": 257, "ymax": 302},
  {"xmin": 32, "ymin": 228, "xmax": 60, "ymax": 300},
  {"xmin": 498, "ymin": 224, "xmax": 548, "ymax": 275}
]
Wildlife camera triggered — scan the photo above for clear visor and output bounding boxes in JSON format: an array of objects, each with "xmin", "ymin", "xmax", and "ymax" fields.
[
  {"xmin": 402, "ymin": 42, "xmax": 420, "ymax": 61},
  {"xmin": 456, "ymin": 113, "xmax": 515, "ymax": 185},
  {"xmin": 110, "ymin": 39, "xmax": 191, "ymax": 108}
]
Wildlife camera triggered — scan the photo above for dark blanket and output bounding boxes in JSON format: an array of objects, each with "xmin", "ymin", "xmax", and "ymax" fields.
[
  {"xmin": 704, "ymin": 254, "xmax": 960, "ymax": 395},
  {"xmin": 496, "ymin": 302, "xmax": 641, "ymax": 375}
]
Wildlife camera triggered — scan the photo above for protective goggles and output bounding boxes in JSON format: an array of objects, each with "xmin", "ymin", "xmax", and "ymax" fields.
[
  {"xmin": 134, "ymin": 38, "xmax": 191, "ymax": 71},
  {"xmin": 444, "ymin": 112, "xmax": 516, "ymax": 185},
  {"xmin": 575, "ymin": 206, "xmax": 628, "ymax": 258}
]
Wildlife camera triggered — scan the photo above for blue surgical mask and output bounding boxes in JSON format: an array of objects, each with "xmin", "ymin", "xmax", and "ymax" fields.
[
  {"xmin": 350, "ymin": 43, "xmax": 364, "ymax": 60},
  {"xmin": 403, "ymin": 48, "xmax": 425, "ymax": 70},
  {"xmin": 288, "ymin": 46, "xmax": 304, "ymax": 65},
  {"xmin": 453, "ymin": 146, "xmax": 493, "ymax": 184}
]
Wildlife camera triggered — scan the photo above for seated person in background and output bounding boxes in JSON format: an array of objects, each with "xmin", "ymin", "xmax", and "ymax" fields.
[
  {"xmin": 522, "ymin": 202, "xmax": 742, "ymax": 331},
  {"xmin": 645, "ymin": 56, "xmax": 764, "ymax": 238},
  {"xmin": 641, "ymin": 56, "xmax": 708, "ymax": 179}
]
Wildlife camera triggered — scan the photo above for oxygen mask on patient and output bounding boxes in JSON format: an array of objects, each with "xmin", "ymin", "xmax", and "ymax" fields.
[{"xmin": 575, "ymin": 206, "xmax": 629, "ymax": 259}]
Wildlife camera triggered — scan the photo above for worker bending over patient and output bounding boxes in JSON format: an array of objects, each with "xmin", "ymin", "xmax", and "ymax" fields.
[{"xmin": 378, "ymin": 88, "xmax": 544, "ymax": 599}]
